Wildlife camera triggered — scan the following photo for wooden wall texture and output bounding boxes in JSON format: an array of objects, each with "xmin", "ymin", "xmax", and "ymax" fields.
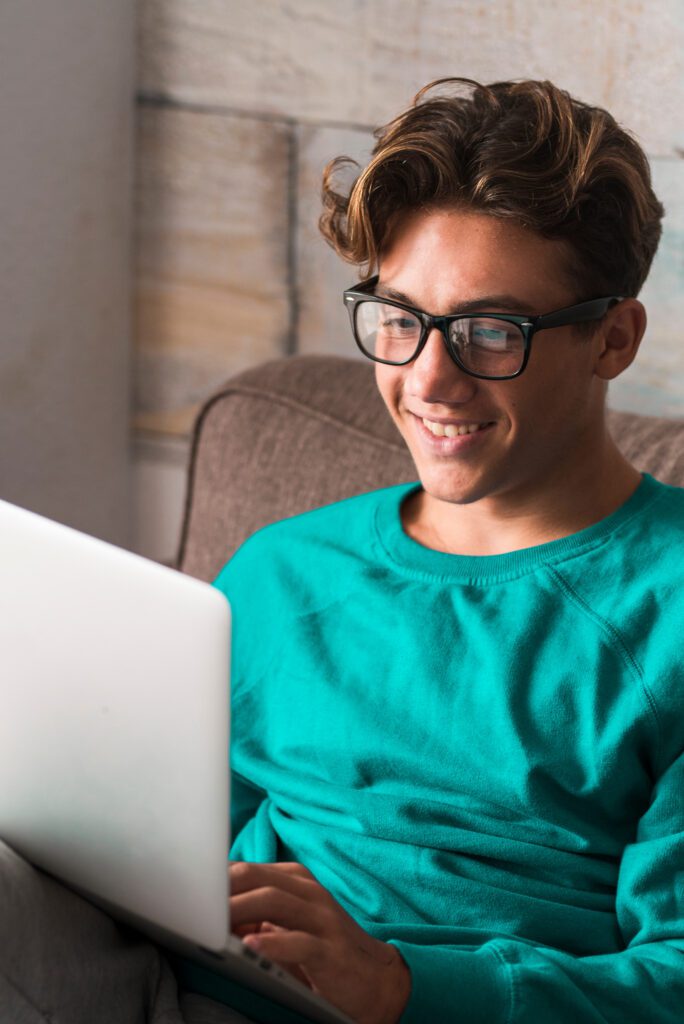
[{"xmin": 133, "ymin": 0, "xmax": 684, "ymax": 560}]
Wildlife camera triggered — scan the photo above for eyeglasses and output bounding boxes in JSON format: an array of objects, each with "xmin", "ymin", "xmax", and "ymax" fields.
[{"xmin": 343, "ymin": 276, "xmax": 623, "ymax": 380}]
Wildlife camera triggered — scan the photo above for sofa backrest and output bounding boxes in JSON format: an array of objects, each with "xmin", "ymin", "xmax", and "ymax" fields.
[{"xmin": 177, "ymin": 355, "xmax": 684, "ymax": 582}]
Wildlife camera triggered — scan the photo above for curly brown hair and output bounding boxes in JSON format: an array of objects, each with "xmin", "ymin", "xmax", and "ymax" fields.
[{"xmin": 320, "ymin": 78, "xmax": 664, "ymax": 301}]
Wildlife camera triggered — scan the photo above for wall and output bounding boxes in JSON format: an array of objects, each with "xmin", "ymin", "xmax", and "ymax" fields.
[
  {"xmin": 0, "ymin": 0, "xmax": 136, "ymax": 545},
  {"xmin": 135, "ymin": 0, "xmax": 684, "ymax": 562}
]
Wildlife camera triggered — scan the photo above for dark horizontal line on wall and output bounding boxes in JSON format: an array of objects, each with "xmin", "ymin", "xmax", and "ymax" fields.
[
  {"xmin": 136, "ymin": 91, "xmax": 375, "ymax": 134},
  {"xmin": 137, "ymin": 91, "xmax": 296, "ymax": 125}
]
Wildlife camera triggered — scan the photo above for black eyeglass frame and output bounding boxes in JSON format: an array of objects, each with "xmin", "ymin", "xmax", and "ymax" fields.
[{"xmin": 343, "ymin": 276, "xmax": 624, "ymax": 381}]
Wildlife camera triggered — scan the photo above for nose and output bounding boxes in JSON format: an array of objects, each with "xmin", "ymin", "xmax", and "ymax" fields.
[{"xmin": 405, "ymin": 326, "xmax": 478, "ymax": 405}]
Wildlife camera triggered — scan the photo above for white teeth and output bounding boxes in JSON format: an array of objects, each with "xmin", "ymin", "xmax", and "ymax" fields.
[{"xmin": 423, "ymin": 418, "xmax": 486, "ymax": 437}]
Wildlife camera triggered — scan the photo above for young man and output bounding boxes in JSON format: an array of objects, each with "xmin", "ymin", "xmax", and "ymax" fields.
[
  {"xmin": 1, "ymin": 79, "xmax": 682, "ymax": 1024},
  {"xmin": 214, "ymin": 79, "xmax": 684, "ymax": 1023}
]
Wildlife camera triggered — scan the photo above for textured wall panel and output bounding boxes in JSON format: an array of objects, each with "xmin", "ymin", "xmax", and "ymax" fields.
[
  {"xmin": 609, "ymin": 158, "xmax": 684, "ymax": 417},
  {"xmin": 296, "ymin": 124, "xmax": 373, "ymax": 359},
  {"xmin": 139, "ymin": 0, "xmax": 684, "ymax": 157},
  {"xmin": 135, "ymin": 106, "xmax": 291, "ymax": 435}
]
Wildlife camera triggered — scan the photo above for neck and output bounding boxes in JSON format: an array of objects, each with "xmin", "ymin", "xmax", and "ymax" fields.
[{"xmin": 404, "ymin": 434, "xmax": 642, "ymax": 557}]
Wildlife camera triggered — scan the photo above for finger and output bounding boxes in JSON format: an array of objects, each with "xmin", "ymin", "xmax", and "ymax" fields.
[
  {"xmin": 236, "ymin": 920, "xmax": 311, "ymax": 985},
  {"xmin": 259, "ymin": 861, "xmax": 317, "ymax": 880},
  {"xmin": 243, "ymin": 929, "xmax": 328, "ymax": 974},
  {"xmin": 230, "ymin": 887, "xmax": 327, "ymax": 935},
  {"xmin": 231, "ymin": 922, "xmax": 264, "ymax": 938},
  {"xmin": 229, "ymin": 861, "xmax": 317, "ymax": 891},
  {"xmin": 229, "ymin": 860, "xmax": 314, "ymax": 876},
  {"xmin": 229, "ymin": 861, "xmax": 320, "ymax": 899},
  {"xmin": 232, "ymin": 921, "xmax": 285, "ymax": 937}
]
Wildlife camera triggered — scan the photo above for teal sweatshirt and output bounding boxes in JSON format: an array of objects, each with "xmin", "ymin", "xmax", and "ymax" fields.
[{"xmin": 213, "ymin": 473, "xmax": 684, "ymax": 1023}]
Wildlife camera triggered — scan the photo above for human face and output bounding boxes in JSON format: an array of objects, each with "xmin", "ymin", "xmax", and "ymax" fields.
[{"xmin": 374, "ymin": 208, "xmax": 610, "ymax": 514}]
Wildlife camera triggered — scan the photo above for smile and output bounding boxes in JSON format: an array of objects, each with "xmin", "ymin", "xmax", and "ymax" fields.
[{"xmin": 422, "ymin": 418, "xmax": 490, "ymax": 437}]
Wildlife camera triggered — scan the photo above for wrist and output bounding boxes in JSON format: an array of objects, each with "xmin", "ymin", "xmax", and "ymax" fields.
[{"xmin": 378, "ymin": 943, "xmax": 412, "ymax": 1024}]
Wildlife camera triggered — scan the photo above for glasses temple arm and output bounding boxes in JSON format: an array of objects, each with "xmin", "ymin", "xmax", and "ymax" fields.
[{"xmin": 535, "ymin": 297, "xmax": 624, "ymax": 331}]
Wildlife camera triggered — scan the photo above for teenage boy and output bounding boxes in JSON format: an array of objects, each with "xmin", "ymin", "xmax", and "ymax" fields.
[{"xmin": 217, "ymin": 78, "xmax": 684, "ymax": 1024}]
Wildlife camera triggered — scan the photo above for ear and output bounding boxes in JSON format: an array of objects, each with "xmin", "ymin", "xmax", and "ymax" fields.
[{"xmin": 594, "ymin": 298, "xmax": 647, "ymax": 381}]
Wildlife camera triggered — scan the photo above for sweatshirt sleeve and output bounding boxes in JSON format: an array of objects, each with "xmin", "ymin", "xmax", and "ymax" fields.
[
  {"xmin": 213, "ymin": 541, "xmax": 271, "ymax": 850},
  {"xmin": 391, "ymin": 743, "xmax": 684, "ymax": 1023}
]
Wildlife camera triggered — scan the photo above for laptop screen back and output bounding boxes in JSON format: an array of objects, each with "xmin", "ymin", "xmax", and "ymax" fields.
[{"xmin": 0, "ymin": 498, "xmax": 231, "ymax": 950}]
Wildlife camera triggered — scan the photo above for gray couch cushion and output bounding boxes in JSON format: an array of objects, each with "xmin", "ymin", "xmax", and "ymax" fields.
[{"xmin": 177, "ymin": 355, "xmax": 684, "ymax": 582}]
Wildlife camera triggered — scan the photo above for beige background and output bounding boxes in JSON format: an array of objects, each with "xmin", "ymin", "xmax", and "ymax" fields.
[
  {"xmin": 1, "ymin": 3, "xmax": 681, "ymax": 561},
  {"xmin": 134, "ymin": 0, "xmax": 684, "ymax": 562}
]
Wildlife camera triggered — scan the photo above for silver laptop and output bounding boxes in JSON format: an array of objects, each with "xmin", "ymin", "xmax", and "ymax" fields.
[{"xmin": 0, "ymin": 498, "xmax": 352, "ymax": 1024}]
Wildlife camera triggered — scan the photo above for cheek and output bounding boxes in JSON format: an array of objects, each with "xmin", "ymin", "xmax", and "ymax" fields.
[
  {"xmin": 374, "ymin": 366, "xmax": 403, "ymax": 417},
  {"xmin": 505, "ymin": 348, "xmax": 576, "ymax": 416},
  {"xmin": 504, "ymin": 353, "xmax": 592, "ymax": 440}
]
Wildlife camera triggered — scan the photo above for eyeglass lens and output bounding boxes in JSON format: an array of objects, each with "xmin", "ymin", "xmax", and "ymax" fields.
[{"xmin": 354, "ymin": 300, "xmax": 525, "ymax": 377}]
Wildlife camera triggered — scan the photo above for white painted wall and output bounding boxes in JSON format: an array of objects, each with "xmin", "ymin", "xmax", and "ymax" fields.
[{"xmin": 0, "ymin": 0, "xmax": 136, "ymax": 546}]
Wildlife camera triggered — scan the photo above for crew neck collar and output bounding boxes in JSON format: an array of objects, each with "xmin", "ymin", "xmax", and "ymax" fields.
[{"xmin": 374, "ymin": 473, "xmax": 662, "ymax": 582}]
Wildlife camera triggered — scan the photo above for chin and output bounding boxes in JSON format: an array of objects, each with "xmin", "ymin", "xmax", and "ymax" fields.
[{"xmin": 415, "ymin": 465, "xmax": 489, "ymax": 507}]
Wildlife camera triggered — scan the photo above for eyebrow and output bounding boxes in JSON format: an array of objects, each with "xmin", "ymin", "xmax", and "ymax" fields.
[{"xmin": 374, "ymin": 283, "xmax": 538, "ymax": 316}]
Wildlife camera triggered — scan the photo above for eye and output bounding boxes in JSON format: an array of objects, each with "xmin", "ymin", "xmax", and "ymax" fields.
[
  {"xmin": 376, "ymin": 304, "xmax": 421, "ymax": 338},
  {"xmin": 382, "ymin": 314, "xmax": 417, "ymax": 333},
  {"xmin": 470, "ymin": 324, "xmax": 512, "ymax": 351},
  {"xmin": 449, "ymin": 317, "xmax": 525, "ymax": 376}
]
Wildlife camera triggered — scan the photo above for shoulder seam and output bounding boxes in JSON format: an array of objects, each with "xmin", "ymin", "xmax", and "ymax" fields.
[{"xmin": 546, "ymin": 565, "xmax": 662, "ymax": 760}]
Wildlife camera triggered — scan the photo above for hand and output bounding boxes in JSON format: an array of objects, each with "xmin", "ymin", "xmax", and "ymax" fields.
[{"xmin": 229, "ymin": 860, "xmax": 412, "ymax": 1024}]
